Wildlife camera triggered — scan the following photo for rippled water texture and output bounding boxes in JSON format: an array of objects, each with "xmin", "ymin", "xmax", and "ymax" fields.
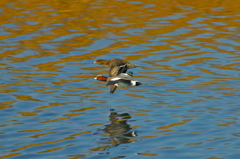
[{"xmin": 1, "ymin": 0, "xmax": 240, "ymax": 158}]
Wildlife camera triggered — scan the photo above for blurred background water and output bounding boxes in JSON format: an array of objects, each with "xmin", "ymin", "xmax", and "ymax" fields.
[{"xmin": 0, "ymin": 0, "xmax": 240, "ymax": 158}]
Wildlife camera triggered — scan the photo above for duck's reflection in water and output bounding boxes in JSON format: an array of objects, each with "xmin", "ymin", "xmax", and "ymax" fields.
[{"xmin": 103, "ymin": 109, "xmax": 137, "ymax": 146}]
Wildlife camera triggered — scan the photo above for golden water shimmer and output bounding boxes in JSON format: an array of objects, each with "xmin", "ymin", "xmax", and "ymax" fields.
[{"xmin": 0, "ymin": 0, "xmax": 240, "ymax": 158}]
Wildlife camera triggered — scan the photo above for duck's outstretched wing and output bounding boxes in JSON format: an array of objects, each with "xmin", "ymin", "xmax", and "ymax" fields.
[
  {"xmin": 109, "ymin": 85, "xmax": 117, "ymax": 94},
  {"xmin": 109, "ymin": 65, "xmax": 128, "ymax": 77},
  {"xmin": 106, "ymin": 78, "xmax": 119, "ymax": 94}
]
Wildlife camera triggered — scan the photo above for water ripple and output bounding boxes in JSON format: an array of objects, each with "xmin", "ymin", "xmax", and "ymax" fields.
[{"xmin": 0, "ymin": 0, "xmax": 240, "ymax": 158}]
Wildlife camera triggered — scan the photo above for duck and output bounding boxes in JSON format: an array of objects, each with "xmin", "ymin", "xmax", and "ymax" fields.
[
  {"xmin": 94, "ymin": 59, "xmax": 142, "ymax": 93},
  {"xmin": 106, "ymin": 72, "xmax": 142, "ymax": 94},
  {"xmin": 94, "ymin": 58, "xmax": 140, "ymax": 76},
  {"xmin": 94, "ymin": 71, "xmax": 133, "ymax": 82},
  {"xmin": 94, "ymin": 58, "xmax": 139, "ymax": 68},
  {"xmin": 107, "ymin": 73, "xmax": 142, "ymax": 94}
]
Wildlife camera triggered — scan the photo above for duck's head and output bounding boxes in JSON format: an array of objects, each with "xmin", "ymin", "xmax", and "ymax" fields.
[
  {"xmin": 94, "ymin": 75, "xmax": 108, "ymax": 81},
  {"xmin": 93, "ymin": 59, "xmax": 107, "ymax": 65}
]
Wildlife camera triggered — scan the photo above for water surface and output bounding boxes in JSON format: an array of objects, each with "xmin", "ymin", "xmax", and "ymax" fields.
[{"xmin": 0, "ymin": 0, "xmax": 240, "ymax": 158}]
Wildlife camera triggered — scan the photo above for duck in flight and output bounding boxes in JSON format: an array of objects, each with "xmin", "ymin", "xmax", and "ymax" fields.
[
  {"xmin": 94, "ymin": 58, "xmax": 140, "ymax": 77},
  {"xmin": 94, "ymin": 63, "xmax": 142, "ymax": 93},
  {"xmin": 94, "ymin": 58, "xmax": 142, "ymax": 93}
]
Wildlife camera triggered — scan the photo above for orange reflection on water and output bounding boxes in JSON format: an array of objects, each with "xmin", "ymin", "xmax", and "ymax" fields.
[
  {"xmin": 0, "ymin": 0, "xmax": 240, "ymax": 158},
  {"xmin": 6, "ymin": 136, "xmax": 75, "ymax": 153},
  {"xmin": 13, "ymin": 95, "xmax": 43, "ymax": 101},
  {"xmin": 0, "ymin": 153, "xmax": 22, "ymax": 159},
  {"xmin": 18, "ymin": 112, "xmax": 37, "ymax": 116},
  {"xmin": 157, "ymin": 119, "xmax": 192, "ymax": 129},
  {"xmin": 0, "ymin": 101, "xmax": 14, "ymax": 110}
]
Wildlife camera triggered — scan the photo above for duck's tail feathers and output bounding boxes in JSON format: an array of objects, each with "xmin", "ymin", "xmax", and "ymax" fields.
[
  {"xmin": 131, "ymin": 81, "xmax": 142, "ymax": 86},
  {"xmin": 127, "ymin": 63, "xmax": 140, "ymax": 68},
  {"xmin": 136, "ymin": 82, "xmax": 142, "ymax": 86}
]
